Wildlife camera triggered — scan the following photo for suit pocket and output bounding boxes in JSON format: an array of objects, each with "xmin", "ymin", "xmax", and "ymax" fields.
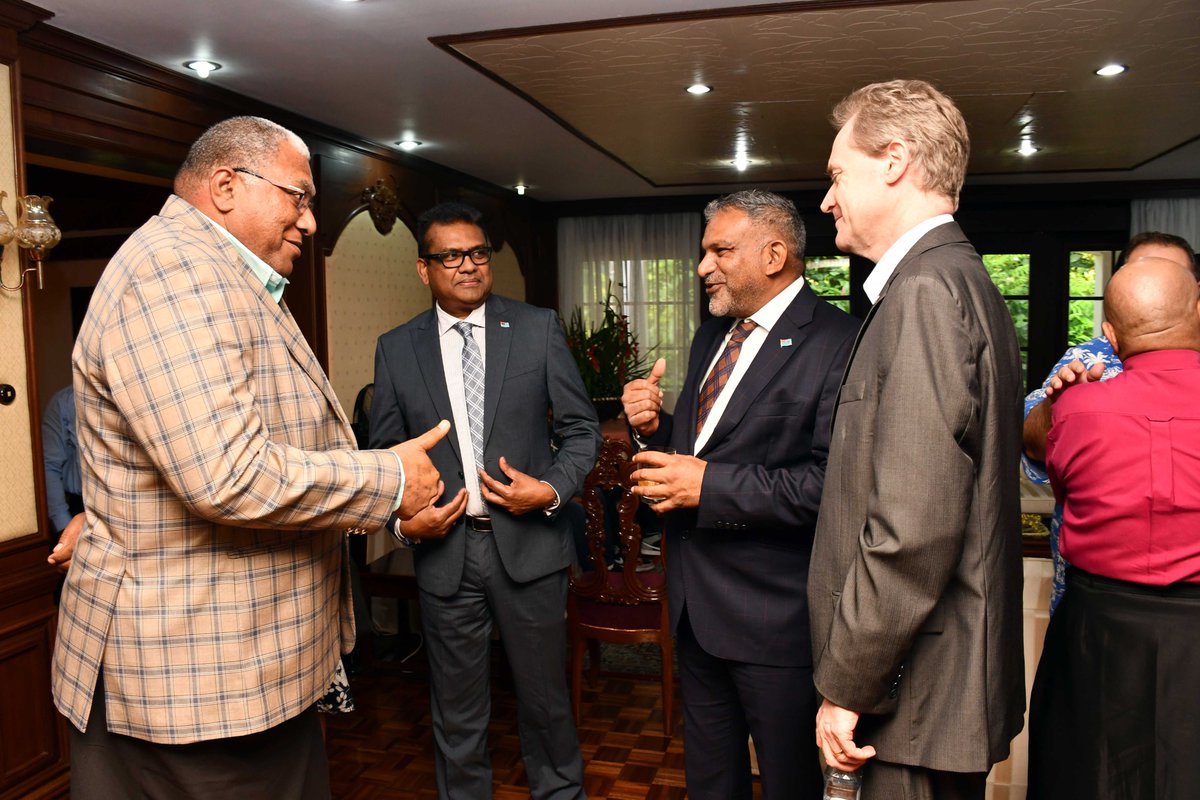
[{"xmin": 839, "ymin": 379, "xmax": 866, "ymax": 404}]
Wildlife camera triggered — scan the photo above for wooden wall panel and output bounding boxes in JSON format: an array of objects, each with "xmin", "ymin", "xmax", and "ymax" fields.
[{"xmin": 0, "ymin": 546, "xmax": 68, "ymax": 800}]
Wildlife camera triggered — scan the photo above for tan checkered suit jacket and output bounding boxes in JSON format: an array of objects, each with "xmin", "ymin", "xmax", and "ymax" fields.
[{"xmin": 52, "ymin": 195, "xmax": 404, "ymax": 744}]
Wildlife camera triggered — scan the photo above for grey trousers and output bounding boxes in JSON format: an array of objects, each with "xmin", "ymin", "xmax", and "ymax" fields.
[
  {"xmin": 861, "ymin": 760, "xmax": 986, "ymax": 800},
  {"xmin": 420, "ymin": 528, "xmax": 585, "ymax": 800}
]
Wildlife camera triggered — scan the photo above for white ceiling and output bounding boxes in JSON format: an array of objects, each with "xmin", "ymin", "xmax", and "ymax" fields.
[{"xmin": 33, "ymin": 0, "xmax": 1200, "ymax": 202}]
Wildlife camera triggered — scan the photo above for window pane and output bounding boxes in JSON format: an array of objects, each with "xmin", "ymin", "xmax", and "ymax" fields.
[
  {"xmin": 1068, "ymin": 299, "xmax": 1104, "ymax": 345},
  {"xmin": 805, "ymin": 255, "xmax": 850, "ymax": 299},
  {"xmin": 981, "ymin": 254, "xmax": 1029, "ymax": 295},
  {"xmin": 980, "ymin": 255, "xmax": 1029, "ymax": 387},
  {"xmin": 1005, "ymin": 300, "xmax": 1029, "ymax": 349},
  {"xmin": 1068, "ymin": 251, "xmax": 1115, "ymax": 345}
]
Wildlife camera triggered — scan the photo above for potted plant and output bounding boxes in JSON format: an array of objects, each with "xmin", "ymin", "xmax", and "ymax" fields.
[{"xmin": 562, "ymin": 290, "xmax": 650, "ymax": 421}]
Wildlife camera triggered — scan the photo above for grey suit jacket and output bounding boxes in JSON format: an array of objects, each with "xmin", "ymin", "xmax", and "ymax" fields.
[
  {"xmin": 809, "ymin": 222, "xmax": 1026, "ymax": 772},
  {"xmin": 370, "ymin": 294, "xmax": 600, "ymax": 597}
]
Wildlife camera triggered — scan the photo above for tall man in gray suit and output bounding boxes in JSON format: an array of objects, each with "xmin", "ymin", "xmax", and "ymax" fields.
[
  {"xmin": 808, "ymin": 80, "xmax": 1025, "ymax": 799},
  {"xmin": 370, "ymin": 202, "xmax": 600, "ymax": 800}
]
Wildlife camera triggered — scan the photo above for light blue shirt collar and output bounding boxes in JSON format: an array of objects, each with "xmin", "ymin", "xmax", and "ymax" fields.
[{"xmin": 212, "ymin": 222, "xmax": 291, "ymax": 303}]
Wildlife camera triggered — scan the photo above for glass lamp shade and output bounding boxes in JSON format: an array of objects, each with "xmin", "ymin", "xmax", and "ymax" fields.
[{"xmin": 15, "ymin": 195, "xmax": 62, "ymax": 261}]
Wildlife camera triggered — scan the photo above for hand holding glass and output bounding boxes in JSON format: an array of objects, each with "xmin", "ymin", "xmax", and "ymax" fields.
[{"xmin": 637, "ymin": 446, "xmax": 676, "ymax": 504}]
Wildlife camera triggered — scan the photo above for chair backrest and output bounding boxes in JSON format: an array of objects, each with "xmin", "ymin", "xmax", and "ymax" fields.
[
  {"xmin": 351, "ymin": 383, "xmax": 374, "ymax": 450},
  {"xmin": 572, "ymin": 437, "xmax": 665, "ymax": 605}
]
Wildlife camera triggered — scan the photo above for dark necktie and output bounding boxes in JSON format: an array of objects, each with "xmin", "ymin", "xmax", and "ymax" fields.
[
  {"xmin": 695, "ymin": 319, "xmax": 756, "ymax": 436},
  {"xmin": 453, "ymin": 321, "xmax": 486, "ymax": 467}
]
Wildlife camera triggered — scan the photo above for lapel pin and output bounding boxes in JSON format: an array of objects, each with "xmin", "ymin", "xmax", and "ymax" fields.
[
  {"xmin": 500, "ymin": 321, "xmax": 510, "ymax": 328},
  {"xmin": 779, "ymin": 338, "xmax": 793, "ymax": 347}
]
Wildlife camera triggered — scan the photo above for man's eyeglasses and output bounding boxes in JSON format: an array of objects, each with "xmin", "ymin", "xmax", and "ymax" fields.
[
  {"xmin": 420, "ymin": 246, "xmax": 494, "ymax": 269},
  {"xmin": 233, "ymin": 167, "xmax": 315, "ymax": 213}
]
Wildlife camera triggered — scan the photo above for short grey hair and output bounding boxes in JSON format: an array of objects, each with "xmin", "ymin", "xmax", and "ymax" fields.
[
  {"xmin": 704, "ymin": 189, "xmax": 807, "ymax": 266},
  {"xmin": 175, "ymin": 116, "xmax": 309, "ymax": 193}
]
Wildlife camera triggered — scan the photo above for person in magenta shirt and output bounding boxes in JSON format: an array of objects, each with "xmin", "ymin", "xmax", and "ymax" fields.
[{"xmin": 1029, "ymin": 255, "xmax": 1200, "ymax": 799}]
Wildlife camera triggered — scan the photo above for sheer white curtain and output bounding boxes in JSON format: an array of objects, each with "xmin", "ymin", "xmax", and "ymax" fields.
[
  {"xmin": 558, "ymin": 213, "xmax": 703, "ymax": 412},
  {"xmin": 1131, "ymin": 198, "xmax": 1200, "ymax": 250}
]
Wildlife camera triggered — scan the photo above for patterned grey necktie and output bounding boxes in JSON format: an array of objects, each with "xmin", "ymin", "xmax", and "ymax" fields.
[{"xmin": 454, "ymin": 321, "xmax": 486, "ymax": 467}]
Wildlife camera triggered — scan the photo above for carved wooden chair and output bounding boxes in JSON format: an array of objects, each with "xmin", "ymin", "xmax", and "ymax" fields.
[{"xmin": 568, "ymin": 436, "xmax": 674, "ymax": 735}]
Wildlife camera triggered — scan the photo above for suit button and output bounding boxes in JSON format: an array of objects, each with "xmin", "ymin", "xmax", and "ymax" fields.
[{"xmin": 458, "ymin": 470, "xmax": 464, "ymax": 478}]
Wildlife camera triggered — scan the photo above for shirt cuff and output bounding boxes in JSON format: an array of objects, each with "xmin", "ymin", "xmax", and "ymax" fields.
[
  {"xmin": 392, "ymin": 451, "xmax": 406, "ymax": 516},
  {"xmin": 391, "ymin": 515, "xmax": 418, "ymax": 547},
  {"xmin": 539, "ymin": 480, "xmax": 561, "ymax": 517}
]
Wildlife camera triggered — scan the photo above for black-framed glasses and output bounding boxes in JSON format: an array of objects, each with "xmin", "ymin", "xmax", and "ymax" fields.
[
  {"xmin": 420, "ymin": 246, "xmax": 494, "ymax": 269},
  {"xmin": 233, "ymin": 167, "xmax": 315, "ymax": 213}
]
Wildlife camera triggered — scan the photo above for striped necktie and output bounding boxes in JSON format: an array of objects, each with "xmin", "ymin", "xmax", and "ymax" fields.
[
  {"xmin": 454, "ymin": 321, "xmax": 486, "ymax": 467},
  {"xmin": 695, "ymin": 319, "xmax": 756, "ymax": 436}
]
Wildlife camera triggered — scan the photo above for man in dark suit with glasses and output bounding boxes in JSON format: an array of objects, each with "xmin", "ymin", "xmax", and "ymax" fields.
[{"xmin": 370, "ymin": 202, "xmax": 600, "ymax": 800}]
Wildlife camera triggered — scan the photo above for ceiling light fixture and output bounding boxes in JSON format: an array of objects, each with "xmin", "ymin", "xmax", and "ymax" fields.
[
  {"xmin": 732, "ymin": 154, "xmax": 751, "ymax": 171},
  {"xmin": 184, "ymin": 60, "xmax": 221, "ymax": 79},
  {"xmin": 1095, "ymin": 63, "xmax": 1126, "ymax": 77},
  {"xmin": 396, "ymin": 139, "xmax": 421, "ymax": 152},
  {"xmin": 1017, "ymin": 138, "xmax": 1039, "ymax": 157},
  {"xmin": 514, "ymin": 184, "xmax": 527, "ymax": 196},
  {"xmin": 687, "ymin": 84, "xmax": 712, "ymax": 95}
]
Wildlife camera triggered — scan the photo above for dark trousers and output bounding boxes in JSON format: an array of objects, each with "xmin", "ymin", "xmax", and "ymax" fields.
[
  {"xmin": 676, "ymin": 611, "xmax": 821, "ymax": 800},
  {"xmin": 1029, "ymin": 569, "xmax": 1200, "ymax": 800},
  {"xmin": 69, "ymin": 674, "xmax": 330, "ymax": 800},
  {"xmin": 419, "ymin": 528, "xmax": 585, "ymax": 800}
]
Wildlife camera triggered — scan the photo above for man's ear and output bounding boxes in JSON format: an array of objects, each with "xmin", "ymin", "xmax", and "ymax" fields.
[
  {"xmin": 762, "ymin": 239, "xmax": 788, "ymax": 277},
  {"xmin": 883, "ymin": 139, "xmax": 910, "ymax": 187},
  {"xmin": 210, "ymin": 167, "xmax": 238, "ymax": 214},
  {"xmin": 416, "ymin": 259, "xmax": 431, "ymax": 287},
  {"xmin": 1101, "ymin": 319, "xmax": 1120, "ymax": 357}
]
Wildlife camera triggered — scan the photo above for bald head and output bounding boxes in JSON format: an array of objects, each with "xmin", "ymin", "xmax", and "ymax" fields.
[{"xmin": 1102, "ymin": 258, "xmax": 1200, "ymax": 359}]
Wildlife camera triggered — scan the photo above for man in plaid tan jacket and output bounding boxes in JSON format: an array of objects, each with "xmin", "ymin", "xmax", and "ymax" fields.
[{"xmin": 52, "ymin": 116, "xmax": 447, "ymax": 798}]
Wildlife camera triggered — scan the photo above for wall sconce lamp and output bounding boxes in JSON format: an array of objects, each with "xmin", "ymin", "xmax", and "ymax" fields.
[{"xmin": 0, "ymin": 191, "xmax": 62, "ymax": 291}]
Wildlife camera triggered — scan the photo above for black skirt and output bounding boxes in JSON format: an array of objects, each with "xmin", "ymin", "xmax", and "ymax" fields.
[{"xmin": 1028, "ymin": 569, "xmax": 1200, "ymax": 800}]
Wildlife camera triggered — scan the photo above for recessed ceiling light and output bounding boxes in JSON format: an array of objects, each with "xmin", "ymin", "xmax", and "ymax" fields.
[
  {"xmin": 687, "ymin": 84, "xmax": 712, "ymax": 95},
  {"xmin": 731, "ymin": 154, "xmax": 752, "ymax": 171},
  {"xmin": 396, "ymin": 139, "xmax": 421, "ymax": 151},
  {"xmin": 1017, "ymin": 138, "xmax": 1039, "ymax": 157},
  {"xmin": 514, "ymin": 184, "xmax": 527, "ymax": 196},
  {"xmin": 184, "ymin": 60, "xmax": 221, "ymax": 79},
  {"xmin": 1095, "ymin": 63, "xmax": 1126, "ymax": 77}
]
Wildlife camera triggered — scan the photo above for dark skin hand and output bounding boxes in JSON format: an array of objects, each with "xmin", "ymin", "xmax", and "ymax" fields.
[
  {"xmin": 396, "ymin": 482, "xmax": 468, "ymax": 540},
  {"xmin": 478, "ymin": 457, "xmax": 556, "ymax": 515}
]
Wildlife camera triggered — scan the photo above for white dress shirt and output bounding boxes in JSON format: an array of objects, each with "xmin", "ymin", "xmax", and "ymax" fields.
[
  {"xmin": 862, "ymin": 214, "xmax": 955, "ymax": 305},
  {"xmin": 435, "ymin": 302, "xmax": 490, "ymax": 517}
]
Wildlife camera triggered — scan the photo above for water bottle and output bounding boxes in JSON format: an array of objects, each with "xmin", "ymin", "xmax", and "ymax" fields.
[{"xmin": 823, "ymin": 767, "xmax": 862, "ymax": 800}]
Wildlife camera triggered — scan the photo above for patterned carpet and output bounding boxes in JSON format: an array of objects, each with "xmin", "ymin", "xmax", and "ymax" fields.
[{"xmin": 324, "ymin": 640, "xmax": 718, "ymax": 799}]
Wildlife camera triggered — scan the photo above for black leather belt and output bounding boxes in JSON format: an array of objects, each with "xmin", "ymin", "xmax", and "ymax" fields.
[{"xmin": 466, "ymin": 515, "xmax": 493, "ymax": 532}]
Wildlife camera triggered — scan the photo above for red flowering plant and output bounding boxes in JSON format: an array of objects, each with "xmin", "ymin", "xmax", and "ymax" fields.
[{"xmin": 561, "ymin": 291, "xmax": 649, "ymax": 413}]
